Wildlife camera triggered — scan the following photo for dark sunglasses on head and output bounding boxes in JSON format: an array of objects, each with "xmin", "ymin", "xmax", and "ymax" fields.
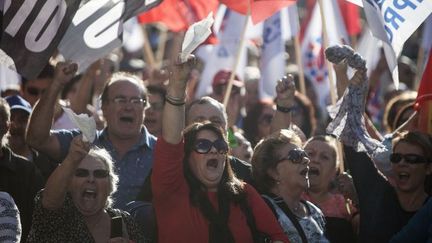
[
  {"xmin": 194, "ymin": 138, "xmax": 228, "ymax": 154},
  {"xmin": 389, "ymin": 153, "xmax": 429, "ymax": 164},
  {"xmin": 75, "ymin": 168, "xmax": 109, "ymax": 178},
  {"xmin": 278, "ymin": 148, "xmax": 310, "ymax": 164},
  {"xmin": 26, "ymin": 87, "xmax": 45, "ymax": 96}
]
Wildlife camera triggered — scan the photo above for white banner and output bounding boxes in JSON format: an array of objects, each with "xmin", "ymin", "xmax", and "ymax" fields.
[
  {"xmin": 259, "ymin": 11, "xmax": 285, "ymax": 100},
  {"xmin": 362, "ymin": 0, "xmax": 432, "ymax": 89}
]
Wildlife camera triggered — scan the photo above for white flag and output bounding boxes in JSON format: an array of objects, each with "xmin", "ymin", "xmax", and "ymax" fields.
[
  {"xmin": 301, "ymin": 0, "xmax": 349, "ymax": 113},
  {"xmin": 195, "ymin": 8, "xmax": 248, "ymax": 98},
  {"xmin": 259, "ymin": 11, "xmax": 285, "ymax": 100},
  {"xmin": 355, "ymin": 27, "xmax": 382, "ymax": 77},
  {"xmin": 281, "ymin": 4, "xmax": 300, "ymax": 41},
  {"xmin": 362, "ymin": 0, "xmax": 432, "ymax": 89}
]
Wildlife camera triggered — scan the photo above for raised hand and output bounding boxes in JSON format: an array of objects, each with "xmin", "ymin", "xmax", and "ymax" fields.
[
  {"xmin": 350, "ymin": 68, "xmax": 367, "ymax": 86},
  {"xmin": 275, "ymin": 75, "xmax": 296, "ymax": 108},
  {"xmin": 168, "ymin": 54, "xmax": 196, "ymax": 94},
  {"xmin": 53, "ymin": 61, "xmax": 78, "ymax": 86},
  {"xmin": 65, "ymin": 136, "xmax": 90, "ymax": 165}
]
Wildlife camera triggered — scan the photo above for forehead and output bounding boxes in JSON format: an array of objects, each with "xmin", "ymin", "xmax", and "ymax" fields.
[
  {"xmin": 78, "ymin": 155, "xmax": 107, "ymax": 170},
  {"xmin": 188, "ymin": 103, "xmax": 225, "ymax": 124},
  {"xmin": 394, "ymin": 141, "xmax": 425, "ymax": 155},
  {"xmin": 276, "ymin": 143, "xmax": 299, "ymax": 156},
  {"xmin": 305, "ymin": 140, "xmax": 334, "ymax": 153},
  {"xmin": 108, "ymin": 80, "xmax": 143, "ymax": 98},
  {"xmin": 196, "ymin": 129, "xmax": 219, "ymax": 140}
]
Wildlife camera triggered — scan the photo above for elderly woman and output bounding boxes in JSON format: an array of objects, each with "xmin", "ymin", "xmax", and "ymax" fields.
[
  {"xmin": 252, "ymin": 129, "xmax": 329, "ymax": 243},
  {"xmin": 27, "ymin": 137, "xmax": 144, "ymax": 242},
  {"xmin": 152, "ymin": 56, "xmax": 288, "ymax": 243},
  {"xmin": 303, "ymin": 136, "xmax": 358, "ymax": 242}
]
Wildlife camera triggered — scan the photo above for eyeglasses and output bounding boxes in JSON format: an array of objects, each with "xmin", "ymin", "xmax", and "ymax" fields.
[
  {"xmin": 389, "ymin": 153, "xmax": 429, "ymax": 164},
  {"xmin": 26, "ymin": 87, "xmax": 45, "ymax": 97},
  {"xmin": 74, "ymin": 168, "xmax": 109, "ymax": 178},
  {"xmin": 194, "ymin": 138, "xmax": 229, "ymax": 154},
  {"xmin": 110, "ymin": 97, "xmax": 146, "ymax": 106},
  {"xmin": 278, "ymin": 148, "xmax": 310, "ymax": 164}
]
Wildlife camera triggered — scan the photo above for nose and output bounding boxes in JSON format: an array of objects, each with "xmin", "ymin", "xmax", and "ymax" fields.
[
  {"xmin": 209, "ymin": 145, "xmax": 218, "ymax": 154},
  {"xmin": 86, "ymin": 173, "xmax": 96, "ymax": 182}
]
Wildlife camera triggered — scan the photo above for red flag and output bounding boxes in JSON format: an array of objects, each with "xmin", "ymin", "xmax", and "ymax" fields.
[
  {"xmin": 415, "ymin": 51, "xmax": 432, "ymax": 133},
  {"xmin": 338, "ymin": 0, "xmax": 361, "ymax": 36},
  {"xmin": 138, "ymin": 0, "xmax": 218, "ymax": 32},
  {"xmin": 220, "ymin": 0, "xmax": 296, "ymax": 24}
]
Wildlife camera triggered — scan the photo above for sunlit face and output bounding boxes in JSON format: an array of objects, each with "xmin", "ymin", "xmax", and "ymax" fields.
[
  {"xmin": 187, "ymin": 103, "xmax": 227, "ymax": 132},
  {"xmin": 392, "ymin": 142, "xmax": 431, "ymax": 193},
  {"xmin": 304, "ymin": 140, "xmax": 337, "ymax": 191},
  {"xmin": 270, "ymin": 143, "xmax": 310, "ymax": 192},
  {"xmin": 69, "ymin": 155, "xmax": 110, "ymax": 216},
  {"xmin": 22, "ymin": 78, "xmax": 51, "ymax": 106},
  {"xmin": 102, "ymin": 80, "xmax": 145, "ymax": 140},
  {"xmin": 8, "ymin": 109, "xmax": 29, "ymax": 149},
  {"xmin": 144, "ymin": 93, "xmax": 164, "ymax": 137},
  {"xmin": 188, "ymin": 129, "xmax": 227, "ymax": 191}
]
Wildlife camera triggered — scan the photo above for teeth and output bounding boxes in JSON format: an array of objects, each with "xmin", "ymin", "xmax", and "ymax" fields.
[{"xmin": 85, "ymin": 189, "xmax": 95, "ymax": 193}]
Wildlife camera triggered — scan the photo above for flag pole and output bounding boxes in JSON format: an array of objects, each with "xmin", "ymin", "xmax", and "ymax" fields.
[
  {"xmin": 318, "ymin": 0, "xmax": 343, "ymax": 173},
  {"xmin": 155, "ymin": 24, "xmax": 168, "ymax": 68},
  {"xmin": 318, "ymin": 0, "xmax": 337, "ymax": 105},
  {"xmin": 223, "ymin": 6, "xmax": 251, "ymax": 107},
  {"xmin": 141, "ymin": 25, "xmax": 156, "ymax": 68},
  {"xmin": 294, "ymin": 35, "xmax": 306, "ymax": 95}
]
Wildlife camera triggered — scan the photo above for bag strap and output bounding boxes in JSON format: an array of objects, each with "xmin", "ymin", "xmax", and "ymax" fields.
[
  {"xmin": 262, "ymin": 195, "xmax": 308, "ymax": 243},
  {"xmin": 275, "ymin": 200, "xmax": 308, "ymax": 243}
]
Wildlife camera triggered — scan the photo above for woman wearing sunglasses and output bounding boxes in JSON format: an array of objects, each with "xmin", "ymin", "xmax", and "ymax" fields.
[
  {"xmin": 152, "ymin": 56, "xmax": 288, "ymax": 243},
  {"xmin": 252, "ymin": 129, "xmax": 329, "ymax": 243},
  {"xmin": 27, "ymin": 136, "xmax": 145, "ymax": 243},
  {"xmin": 343, "ymin": 130, "xmax": 432, "ymax": 242}
]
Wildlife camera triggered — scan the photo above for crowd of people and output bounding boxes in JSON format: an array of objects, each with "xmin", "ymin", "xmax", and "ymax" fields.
[{"xmin": 0, "ymin": 4, "xmax": 431, "ymax": 243}]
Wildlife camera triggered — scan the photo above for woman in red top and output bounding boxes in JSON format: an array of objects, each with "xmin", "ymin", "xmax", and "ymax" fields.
[{"xmin": 152, "ymin": 56, "xmax": 288, "ymax": 243}]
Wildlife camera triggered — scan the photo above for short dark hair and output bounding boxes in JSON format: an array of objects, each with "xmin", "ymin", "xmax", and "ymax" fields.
[
  {"xmin": 21, "ymin": 63, "xmax": 55, "ymax": 86},
  {"xmin": 393, "ymin": 131, "xmax": 432, "ymax": 162}
]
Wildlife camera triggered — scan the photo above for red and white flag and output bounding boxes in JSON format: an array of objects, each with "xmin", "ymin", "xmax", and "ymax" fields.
[
  {"xmin": 415, "ymin": 50, "xmax": 432, "ymax": 134},
  {"xmin": 301, "ymin": 0, "xmax": 348, "ymax": 113}
]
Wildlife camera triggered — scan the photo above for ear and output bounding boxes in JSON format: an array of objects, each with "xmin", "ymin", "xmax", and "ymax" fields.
[{"xmin": 267, "ymin": 167, "xmax": 280, "ymax": 181}]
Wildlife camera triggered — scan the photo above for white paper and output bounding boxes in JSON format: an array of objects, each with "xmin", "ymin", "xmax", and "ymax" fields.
[
  {"xmin": 180, "ymin": 12, "xmax": 214, "ymax": 63},
  {"xmin": 63, "ymin": 107, "xmax": 96, "ymax": 143}
]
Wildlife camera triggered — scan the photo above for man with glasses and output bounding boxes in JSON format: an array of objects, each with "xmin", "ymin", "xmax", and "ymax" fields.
[
  {"xmin": 21, "ymin": 64, "xmax": 55, "ymax": 107},
  {"xmin": 26, "ymin": 62, "xmax": 157, "ymax": 210}
]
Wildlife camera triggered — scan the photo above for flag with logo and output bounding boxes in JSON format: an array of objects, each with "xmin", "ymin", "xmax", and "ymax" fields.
[
  {"xmin": 301, "ymin": 0, "xmax": 349, "ymax": 113},
  {"xmin": 195, "ymin": 8, "xmax": 249, "ymax": 98},
  {"xmin": 361, "ymin": 0, "xmax": 432, "ymax": 89}
]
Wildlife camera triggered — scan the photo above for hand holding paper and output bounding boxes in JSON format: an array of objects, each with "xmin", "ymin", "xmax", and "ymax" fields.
[
  {"xmin": 63, "ymin": 107, "xmax": 96, "ymax": 143},
  {"xmin": 179, "ymin": 12, "xmax": 214, "ymax": 63}
]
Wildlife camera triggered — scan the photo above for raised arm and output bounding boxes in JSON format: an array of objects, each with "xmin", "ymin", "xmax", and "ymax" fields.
[
  {"xmin": 42, "ymin": 136, "xmax": 89, "ymax": 210},
  {"xmin": 162, "ymin": 56, "xmax": 195, "ymax": 144},
  {"xmin": 26, "ymin": 62, "xmax": 77, "ymax": 161},
  {"xmin": 270, "ymin": 75, "xmax": 296, "ymax": 133}
]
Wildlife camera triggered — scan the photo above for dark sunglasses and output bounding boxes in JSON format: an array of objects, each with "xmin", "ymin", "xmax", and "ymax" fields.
[
  {"xmin": 75, "ymin": 168, "xmax": 109, "ymax": 178},
  {"xmin": 278, "ymin": 148, "xmax": 310, "ymax": 164},
  {"xmin": 389, "ymin": 153, "xmax": 429, "ymax": 164},
  {"xmin": 26, "ymin": 87, "xmax": 45, "ymax": 96},
  {"xmin": 194, "ymin": 138, "xmax": 228, "ymax": 154}
]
